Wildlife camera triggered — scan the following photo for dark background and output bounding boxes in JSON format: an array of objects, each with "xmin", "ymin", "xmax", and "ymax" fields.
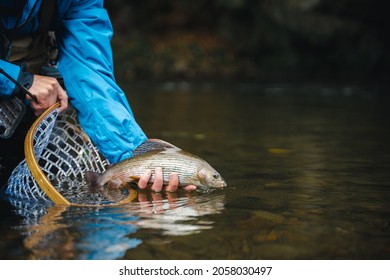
[{"xmin": 104, "ymin": 0, "xmax": 390, "ymax": 84}]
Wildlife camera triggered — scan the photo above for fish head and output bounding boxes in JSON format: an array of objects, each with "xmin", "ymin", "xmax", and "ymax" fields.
[{"xmin": 197, "ymin": 167, "xmax": 227, "ymax": 189}]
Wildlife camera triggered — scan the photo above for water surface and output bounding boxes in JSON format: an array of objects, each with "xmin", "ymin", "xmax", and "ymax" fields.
[{"xmin": 1, "ymin": 83, "xmax": 389, "ymax": 259}]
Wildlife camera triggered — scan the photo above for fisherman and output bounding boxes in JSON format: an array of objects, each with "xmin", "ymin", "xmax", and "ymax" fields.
[{"xmin": 0, "ymin": 0, "xmax": 196, "ymax": 192}]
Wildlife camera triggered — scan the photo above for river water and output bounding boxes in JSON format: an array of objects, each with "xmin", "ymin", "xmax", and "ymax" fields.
[{"xmin": 1, "ymin": 83, "xmax": 389, "ymax": 259}]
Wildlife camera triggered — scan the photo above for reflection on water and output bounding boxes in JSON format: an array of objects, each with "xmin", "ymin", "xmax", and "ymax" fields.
[
  {"xmin": 129, "ymin": 192, "xmax": 225, "ymax": 236},
  {"xmin": 1, "ymin": 83, "xmax": 390, "ymax": 259},
  {"xmin": 4, "ymin": 190, "xmax": 224, "ymax": 260}
]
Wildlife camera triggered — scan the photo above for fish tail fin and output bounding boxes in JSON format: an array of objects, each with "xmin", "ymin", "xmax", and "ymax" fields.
[{"xmin": 84, "ymin": 171, "xmax": 103, "ymax": 187}]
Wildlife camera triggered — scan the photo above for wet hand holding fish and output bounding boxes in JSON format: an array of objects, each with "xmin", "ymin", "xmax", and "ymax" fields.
[{"xmin": 85, "ymin": 140, "xmax": 227, "ymax": 191}]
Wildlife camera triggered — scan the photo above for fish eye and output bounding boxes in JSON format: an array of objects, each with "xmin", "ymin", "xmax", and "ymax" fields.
[{"xmin": 213, "ymin": 173, "xmax": 220, "ymax": 179}]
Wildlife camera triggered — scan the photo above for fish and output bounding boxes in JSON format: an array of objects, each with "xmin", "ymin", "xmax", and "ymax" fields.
[{"xmin": 84, "ymin": 139, "xmax": 227, "ymax": 190}]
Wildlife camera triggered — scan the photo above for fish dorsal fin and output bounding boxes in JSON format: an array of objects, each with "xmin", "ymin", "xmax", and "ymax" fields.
[{"xmin": 133, "ymin": 138, "xmax": 181, "ymax": 156}]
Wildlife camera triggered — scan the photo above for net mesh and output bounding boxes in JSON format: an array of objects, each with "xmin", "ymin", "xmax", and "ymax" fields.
[{"xmin": 6, "ymin": 106, "xmax": 132, "ymax": 207}]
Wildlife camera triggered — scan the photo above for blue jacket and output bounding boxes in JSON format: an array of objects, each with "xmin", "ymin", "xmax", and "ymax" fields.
[{"xmin": 0, "ymin": 0, "xmax": 147, "ymax": 163}]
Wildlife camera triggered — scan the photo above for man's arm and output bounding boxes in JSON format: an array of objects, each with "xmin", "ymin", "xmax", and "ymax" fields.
[{"xmin": 56, "ymin": 0, "xmax": 147, "ymax": 164}]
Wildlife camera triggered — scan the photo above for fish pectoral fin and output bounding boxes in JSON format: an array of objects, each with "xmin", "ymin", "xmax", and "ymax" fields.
[{"xmin": 128, "ymin": 175, "xmax": 140, "ymax": 181}]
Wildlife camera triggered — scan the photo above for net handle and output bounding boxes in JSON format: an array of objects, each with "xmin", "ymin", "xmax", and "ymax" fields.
[
  {"xmin": 24, "ymin": 102, "xmax": 137, "ymax": 206},
  {"xmin": 24, "ymin": 102, "xmax": 71, "ymax": 205}
]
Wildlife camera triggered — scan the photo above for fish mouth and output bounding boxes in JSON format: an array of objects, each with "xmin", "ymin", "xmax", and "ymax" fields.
[
  {"xmin": 196, "ymin": 181, "xmax": 227, "ymax": 193},
  {"xmin": 219, "ymin": 181, "xmax": 227, "ymax": 188},
  {"xmin": 218, "ymin": 177, "xmax": 228, "ymax": 188},
  {"xmin": 212, "ymin": 180, "xmax": 228, "ymax": 189}
]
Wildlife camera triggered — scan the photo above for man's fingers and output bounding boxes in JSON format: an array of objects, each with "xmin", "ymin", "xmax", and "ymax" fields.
[
  {"xmin": 165, "ymin": 172, "xmax": 179, "ymax": 192},
  {"xmin": 28, "ymin": 75, "xmax": 68, "ymax": 115},
  {"xmin": 182, "ymin": 185, "xmax": 197, "ymax": 191},
  {"xmin": 137, "ymin": 168, "xmax": 197, "ymax": 192},
  {"xmin": 57, "ymin": 87, "xmax": 68, "ymax": 113},
  {"xmin": 138, "ymin": 169, "xmax": 152, "ymax": 189},
  {"xmin": 151, "ymin": 167, "xmax": 163, "ymax": 192}
]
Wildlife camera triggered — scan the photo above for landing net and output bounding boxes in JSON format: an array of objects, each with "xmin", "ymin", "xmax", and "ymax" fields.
[{"xmin": 6, "ymin": 103, "xmax": 136, "ymax": 207}]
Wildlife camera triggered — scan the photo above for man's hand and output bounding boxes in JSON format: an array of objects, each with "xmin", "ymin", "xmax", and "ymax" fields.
[
  {"xmin": 137, "ymin": 167, "xmax": 197, "ymax": 192},
  {"xmin": 27, "ymin": 75, "xmax": 68, "ymax": 116}
]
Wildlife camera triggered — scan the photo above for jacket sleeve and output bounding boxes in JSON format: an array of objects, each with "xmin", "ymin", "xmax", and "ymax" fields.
[
  {"xmin": 0, "ymin": 59, "xmax": 20, "ymax": 96},
  {"xmin": 56, "ymin": 0, "xmax": 147, "ymax": 163}
]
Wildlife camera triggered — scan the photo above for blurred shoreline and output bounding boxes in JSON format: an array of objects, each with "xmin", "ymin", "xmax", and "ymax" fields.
[{"xmin": 106, "ymin": 0, "xmax": 390, "ymax": 85}]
